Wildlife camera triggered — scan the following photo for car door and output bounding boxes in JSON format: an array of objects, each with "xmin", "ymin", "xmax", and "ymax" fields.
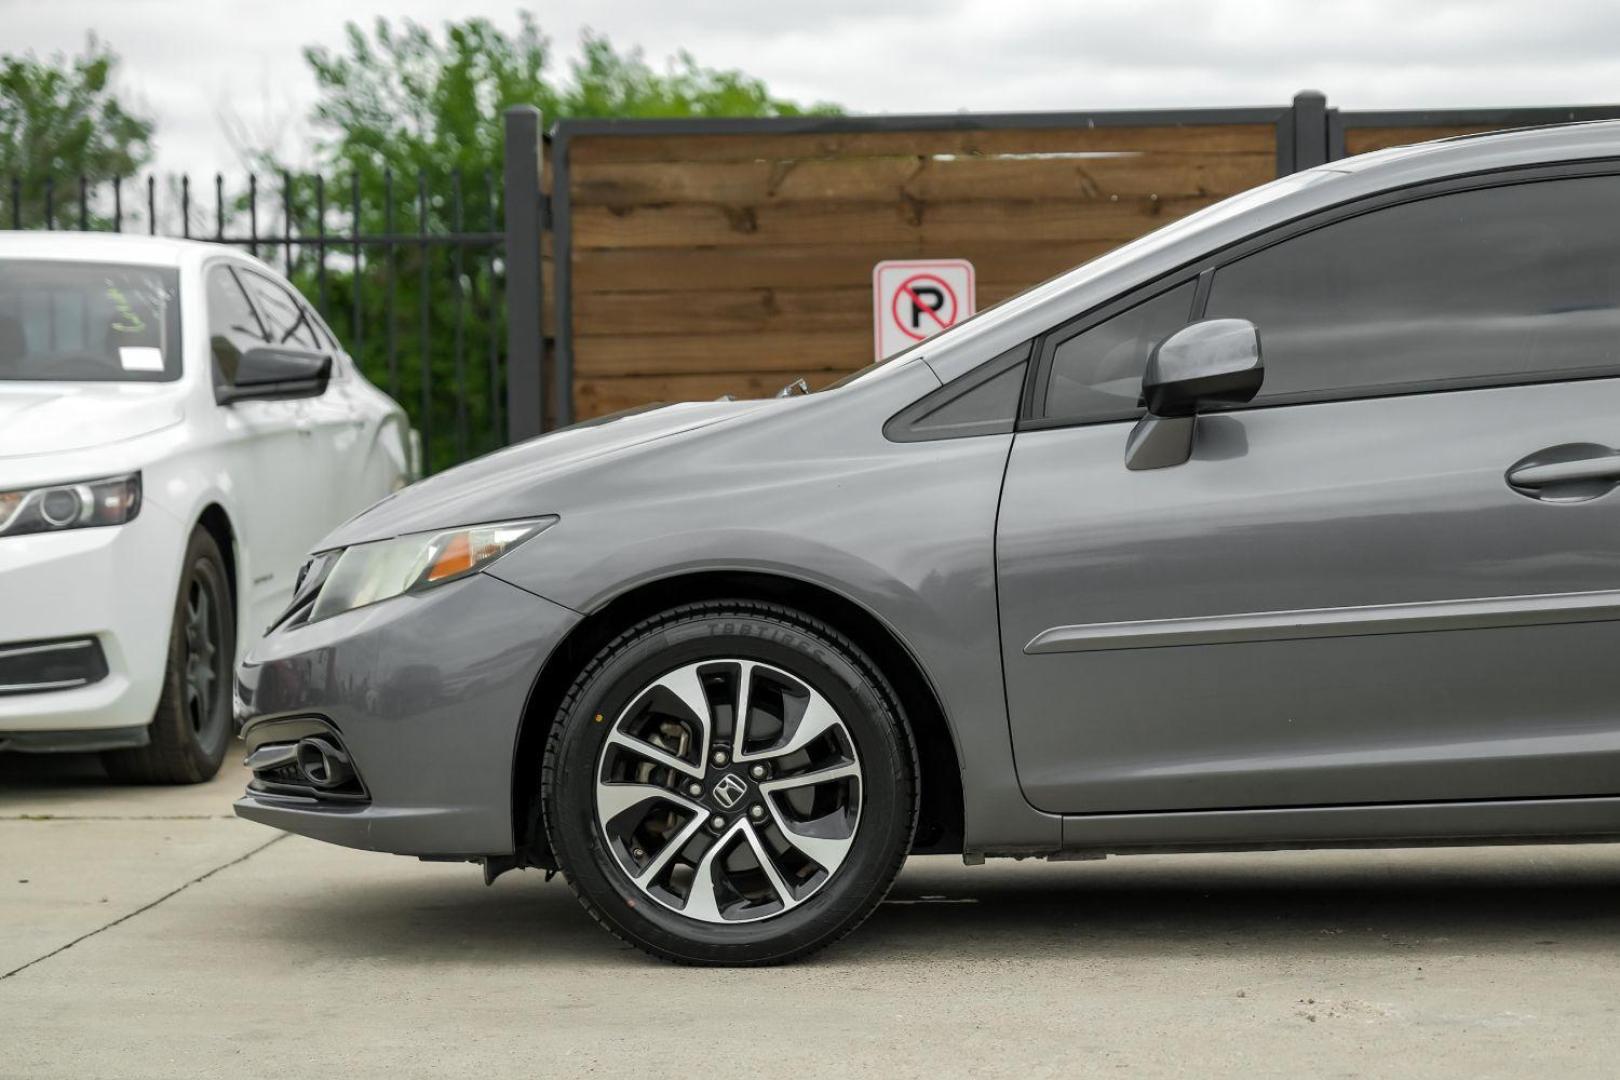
[
  {"xmin": 291, "ymin": 298, "xmax": 377, "ymax": 519},
  {"xmin": 205, "ymin": 263, "xmax": 316, "ymax": 634},
  {"xmin": 233, "ymin": 267, "xmax": 350, "ymax": 542},
  {"xmin": 996, "ymin": 169, "xmax": 1620, "ymax": 814},
  {"xmin": 277, "ymin": 284, "xmax": 410, "ymax": 516}
]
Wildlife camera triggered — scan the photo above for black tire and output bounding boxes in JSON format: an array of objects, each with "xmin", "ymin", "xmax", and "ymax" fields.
[
  {"xmin": 102, "ymin": 527, "xmax": 235, "ymax": 784},
  {"xmin": 543, "ymin": 599, "xmax": 917, "ymax": 965}
]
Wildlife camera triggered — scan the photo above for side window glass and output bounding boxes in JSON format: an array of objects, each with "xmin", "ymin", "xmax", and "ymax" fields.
[
  {"xmin": 205, "ymin": 265, "xmax": 266, "ymax": 384},
  {"xmin": 1204, "ymin": 175, "xmax": 1620, "ymax": 400},
  {"xmin": 1042, "ymin": 281, "xmax": 1195, "ymax": 422},
  {"xmin": 307, "ymin": 306, "xmax": 338, "ymax": 350},
  {"xmin": 302, "ymin": 304, "xmax": 347, "ymax": 376},
  {"xmin": 237, "ymin": 269, "xmax": 322, "ymax": 352}
]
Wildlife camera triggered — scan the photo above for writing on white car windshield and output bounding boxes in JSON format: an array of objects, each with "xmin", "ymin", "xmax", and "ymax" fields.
[{"xmin": 0, "ymin": 260, "xmax": 182, "ymax": 382}]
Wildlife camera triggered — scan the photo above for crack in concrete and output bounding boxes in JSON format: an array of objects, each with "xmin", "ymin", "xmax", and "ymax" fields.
[{"xmin": 0, "ymin": 832, "xmax": 287, "ymax": 982}]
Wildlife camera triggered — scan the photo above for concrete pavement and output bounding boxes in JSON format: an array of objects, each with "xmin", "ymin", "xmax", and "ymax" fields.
[{"xmin": 4, "ymin": 748, "xmax": 1620, "ymax": 1078}]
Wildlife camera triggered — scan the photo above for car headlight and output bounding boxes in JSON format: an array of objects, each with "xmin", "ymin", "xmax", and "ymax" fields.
[
  {"xmin": 304, "ymin": 517, "xmax": 556, "ymax": 623},
  {"xmin": 0, "ymin": 472, "xmax": 142, "ymax": 538}
]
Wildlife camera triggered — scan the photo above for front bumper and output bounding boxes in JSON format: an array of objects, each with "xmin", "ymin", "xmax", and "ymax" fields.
[
  {"xmin": 0, "ymin": 511, "xmax": 183, "ymax": 745},
  {"xmin": 232, "ymin": 572, "xmax": 581, "ymax": 857}
]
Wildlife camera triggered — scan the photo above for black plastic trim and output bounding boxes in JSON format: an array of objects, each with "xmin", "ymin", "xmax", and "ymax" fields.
[
  {"xmin": 0, "ymin": 636, "xmax": 109, "ymax": 696},
  {"xmin": 1060, "ymin": 794, "xmax": 1620, "ymax": 855},
  {"xmin": 1190, "ymin": 267, "xmax": 1214, "ymax": 319},
  {"xmin": 0, "ymin": 724, "xmax": 148, "ymax": 753},
  {"xmin": 240, "ymin": 714, "xmax": 371, "ymax": 804},
  {"xmin": 885, "ymin": 341, "xmax": 1033, "ymax": 442}
]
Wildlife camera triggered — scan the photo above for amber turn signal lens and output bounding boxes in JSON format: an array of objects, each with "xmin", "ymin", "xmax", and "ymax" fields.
[{"xmin": 426, "ymin": 532, "xmax": 475, "ymax": 582}]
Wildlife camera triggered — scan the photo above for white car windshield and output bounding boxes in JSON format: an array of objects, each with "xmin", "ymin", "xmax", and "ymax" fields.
[{"xmin": 0, "ymin": 259, "xmax": 182, "ymax": 383}]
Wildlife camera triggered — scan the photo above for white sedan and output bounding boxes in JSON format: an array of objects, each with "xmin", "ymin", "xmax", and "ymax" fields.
[{"xmin": 0, "ymin": 233, "xmax": 413, "ymax": 781}]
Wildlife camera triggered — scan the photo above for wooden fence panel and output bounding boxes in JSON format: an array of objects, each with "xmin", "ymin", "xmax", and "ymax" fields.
[{"xmin": 566, "ymin": 122, "xmax": 1280, "ymax": 418}]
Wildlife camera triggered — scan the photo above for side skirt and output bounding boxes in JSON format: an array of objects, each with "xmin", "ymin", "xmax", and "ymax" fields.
[{"xmin": 1056, "ymin": 795, "xmax": 1620, "ymax": 857}]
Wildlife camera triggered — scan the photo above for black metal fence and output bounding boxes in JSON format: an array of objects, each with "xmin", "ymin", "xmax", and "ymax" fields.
[{"xmin": 3, "ymin": 108, "xmax": 548, "ymax": 476}]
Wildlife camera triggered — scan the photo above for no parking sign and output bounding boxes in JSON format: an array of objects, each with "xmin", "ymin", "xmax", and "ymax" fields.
[{"xmin": 873, "ymin": 259, "xmax": 975, "ymax": 360}]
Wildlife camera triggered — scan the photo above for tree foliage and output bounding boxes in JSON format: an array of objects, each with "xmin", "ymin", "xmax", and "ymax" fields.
[
  {"xmin": 302, "ymin": 14, "xmax": 835, "ymax": 176},
  {"xmin": 0, "ymin": 35, "xmax": 154, "ymax": 227},
  {"xmin": 274, "ymin": 14, "xmax": 837, "ymax": 471},
  {"xmin": 0, "ymin": 17, "xmax": 834, "ymax": 472}
]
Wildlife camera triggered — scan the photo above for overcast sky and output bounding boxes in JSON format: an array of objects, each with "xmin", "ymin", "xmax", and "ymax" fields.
[{"xmin": 11, "ymin": 0, "xmax": 1620, "ymax": 176}]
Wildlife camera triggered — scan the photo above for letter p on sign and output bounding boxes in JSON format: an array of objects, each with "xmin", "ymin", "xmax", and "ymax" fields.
[{"xmin": 873, "ymin": 259, "xmax": 975, "ymax": 360}]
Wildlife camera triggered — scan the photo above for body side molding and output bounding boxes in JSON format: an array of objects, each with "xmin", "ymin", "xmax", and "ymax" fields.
[{"xmin": 1025, "ymin": 588, "xmax": 1620, "ymax": 655}]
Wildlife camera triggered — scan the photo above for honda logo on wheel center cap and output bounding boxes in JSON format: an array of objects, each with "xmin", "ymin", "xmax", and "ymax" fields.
[{"xmin": 710, "ymin": 773, "xmax": 748, "ymax": 810}]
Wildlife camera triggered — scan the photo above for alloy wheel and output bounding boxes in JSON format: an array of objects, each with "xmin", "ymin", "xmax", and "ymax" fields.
[
  {"xmin": 594, "ymin": 659, "xmax": 863, "ymax": 924},
  {"xmin": 182, "ymin": 571, "xmax": 225, "ymax": 742}
]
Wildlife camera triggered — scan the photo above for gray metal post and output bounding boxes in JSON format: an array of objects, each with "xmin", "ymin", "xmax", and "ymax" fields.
[
  {"xmin": 503, "ymin": 106, "xmax": 545, "ymax": 443},
  {"xmin": 1290, "ymin": 90, "xmax": 1330, "ymax": 171},
  {"xmin": 551, "ymin": 129, "xmax": 574, "ymax": 429}
]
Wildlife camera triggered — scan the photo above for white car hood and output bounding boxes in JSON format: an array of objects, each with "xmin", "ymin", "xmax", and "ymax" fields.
[{"xmin": 0, "ymin": 383, "xmax": 186, "ymax": 459}]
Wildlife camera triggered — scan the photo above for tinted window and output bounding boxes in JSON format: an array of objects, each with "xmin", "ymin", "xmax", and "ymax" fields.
[
  {"xmin": 305, "ymin": 304, "xmax": 342, "ymax": 353},
  {"xmin": 206, "ymin": 265, "xmax": 268, "ymax": 384},
  {"xmin": 0, "ymin": 260, "xmax": 181, "ymax": 382},
  {"xmin": 237, "ymin": 268, "xmax": 322, "ymax": 351},
  {"xmin": 1043, "ymin": 282, "xmax": 1194, "ymax": 422},
  {"xmin": 1205, "ymin": 176, "xmax": 1620, "ymax": 401}
]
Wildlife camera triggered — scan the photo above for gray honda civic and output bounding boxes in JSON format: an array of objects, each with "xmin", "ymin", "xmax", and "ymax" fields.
[{"xmin": 236, "ymin": 121, "xmax": 1620, "ymax": 964}]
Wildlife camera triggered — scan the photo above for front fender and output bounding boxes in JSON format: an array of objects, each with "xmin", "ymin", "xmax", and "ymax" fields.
[
  {"xmin": 140, "ymin": 449, "xmax": 256, "ymax": 661},
  {"xmin": 485, "ymin": 429, "xmax": 1062, "ymax": 853}
]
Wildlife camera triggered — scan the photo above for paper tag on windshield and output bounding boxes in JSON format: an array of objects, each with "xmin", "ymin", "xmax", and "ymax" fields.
[{"xmin": 119, "ymin": 346, "xmax": 165, "ymax": 372}]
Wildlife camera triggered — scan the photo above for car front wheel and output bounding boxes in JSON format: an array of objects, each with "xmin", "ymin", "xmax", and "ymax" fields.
[
  {"xmin": 102, "ymin": 527, "xmax": 234, "ymax": 784},
  {"xmin": 543, "ymin": 600, "xmax": 917, "ymax": 965}
]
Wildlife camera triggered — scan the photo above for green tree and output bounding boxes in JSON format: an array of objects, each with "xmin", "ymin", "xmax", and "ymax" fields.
[
  {"xmin": 302, "ymin": 15, "xmax": 835, "ymax": 174},
  {"xmin": 272, "ymin": 14, "xmax": 837, "ymax": 472},
  {"xmin": 0, "ymin": 35, "xmax": 154, "ymax": 228}
]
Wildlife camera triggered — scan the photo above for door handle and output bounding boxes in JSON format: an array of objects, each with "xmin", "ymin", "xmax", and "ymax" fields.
[
  {"xmin": 1506, "ymin": 443, "xmax": 1620, "ymax": 502},
  {"xmin": 1509, "ymin": 456, "xmax": 1620, "ymax": 487}
]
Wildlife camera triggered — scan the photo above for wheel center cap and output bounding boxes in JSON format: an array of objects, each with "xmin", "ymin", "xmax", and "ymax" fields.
[{"xmin": 709, "ymin": 772, "xmax": 749, "ymax": 810}]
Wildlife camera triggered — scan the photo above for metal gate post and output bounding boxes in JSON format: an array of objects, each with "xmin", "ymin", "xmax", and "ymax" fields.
[
  {"xmin": 503, "ymin": 106, "xmax": 545, "ymax": 444},
  {"xmin": 1289, "ymin": 90, "xmax": 1330, "ymax": 171}
]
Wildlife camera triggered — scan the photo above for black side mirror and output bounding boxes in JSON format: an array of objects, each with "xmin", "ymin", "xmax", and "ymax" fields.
[
  {"xmin": 214, "ymin": 339, "xmax": 332, "ymax": 405},
  {"xmin": 1125, "ymin": 319, "xmax": 1262, "ymax": 470}
]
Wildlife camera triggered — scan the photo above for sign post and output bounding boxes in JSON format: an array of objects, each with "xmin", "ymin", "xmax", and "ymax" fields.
[{"xmin": 872, "ymin": 259, "xmax": 975, "ymax": 360}]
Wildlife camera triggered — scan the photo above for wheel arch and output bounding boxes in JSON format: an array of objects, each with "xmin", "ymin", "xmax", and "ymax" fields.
[
  {"xmin": 194, "ymin": 502, "xmax": 238, "ymax": 614},
  {"xmin": 510, "ymin": 569, "xmax": 966, "ymax": 869}
]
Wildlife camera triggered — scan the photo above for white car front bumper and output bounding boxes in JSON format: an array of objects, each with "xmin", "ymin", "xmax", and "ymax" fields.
[{"xmin": 0, "ymin": 507, "xmax": 185, "ymax": 750}]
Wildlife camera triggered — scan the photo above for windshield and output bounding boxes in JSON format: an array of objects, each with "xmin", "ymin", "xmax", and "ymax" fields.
[{"xmin": 0, "ymin": 260, "xmax": 182, "ymax": 383}]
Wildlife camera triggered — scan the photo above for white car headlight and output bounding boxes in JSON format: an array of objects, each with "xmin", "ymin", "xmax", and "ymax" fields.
[
  {"xmin": 0, "ymin": 472, "xmax": 142, "ymax": 537},
  {"xmin": 305, "ymin": 517, "xmax": 556, "ymax": 623}
]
